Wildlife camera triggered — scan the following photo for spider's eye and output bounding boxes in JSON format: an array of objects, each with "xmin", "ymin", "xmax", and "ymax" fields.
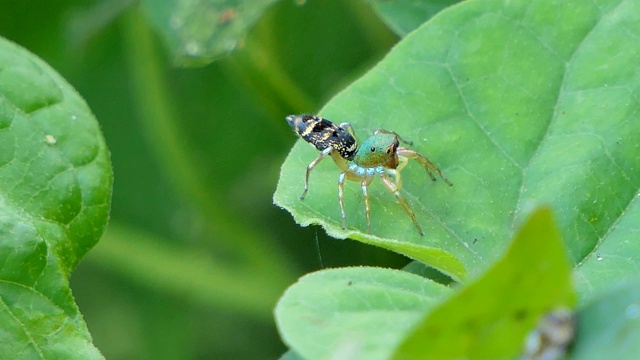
[
  {"xmin": 370, "ymin": 147, "xmax": 376, "ymax": 152},
  {"xmin": 386, "ymin": 147, "xmax": 391, "ymax": 154},
  {"xmin": 332, "ymin": 131, "xmax": 338, "ymax": 137}
]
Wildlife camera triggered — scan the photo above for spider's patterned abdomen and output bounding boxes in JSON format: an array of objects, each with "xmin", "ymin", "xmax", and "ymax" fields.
[{"xmin": 286, "ymin": 114, "xmax": 357, "ymax": 160}]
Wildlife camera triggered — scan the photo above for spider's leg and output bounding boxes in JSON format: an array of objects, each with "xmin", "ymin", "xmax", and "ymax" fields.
[
  {"xmin": 397, "ymin": 148, "xmax": 452, "ymax": 186},
  {"xmin": 374, "ymin": 129, "xmax": 413, "ymax": 146},
  {"xmin": 338, "ymin": 172, "xmax": 348, "ymax": 229},
  {"xmin": 301, "ymin": 147, "xmax": 333, "ymax": 200},
  {"xmin": 387, "ymin": 166, "xmax": 403, "ymax": 192},
  {"xmin": 361, "ymin": 179, "xmax": 372, "ymax": 233},
  {"xmin": 338, "ymin": 122, "xmax": 358, "ymax": 143},
  {"xmin": 380, "ymin": 173, "xmax": 424, "ymax": 236}
]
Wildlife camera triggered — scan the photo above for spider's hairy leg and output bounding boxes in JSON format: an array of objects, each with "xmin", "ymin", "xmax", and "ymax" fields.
[
  {"xmin": 338, "ymin": 172, "xmax": 348, "ymax": 230},
  {"xmin": 361, "ymin": 179, "xmax": 372, "ymax": 233},
  {"xmin": 379, "ymin": 173, "xmax": 424, "ymax": 236},
  {"xmin": 397, "ymin": 148, "xmax": 453, "ymax": 186},
  {"xmin": 387, "ymin": 166, "xmax": 403, "ymax": 191},
  {"xmin": 374, "ymin": 129, "xmax": 413, "ymax": 146},
  {"xmin": 301, "ymin": 147, "xmax": 333, "ymax": 200}
]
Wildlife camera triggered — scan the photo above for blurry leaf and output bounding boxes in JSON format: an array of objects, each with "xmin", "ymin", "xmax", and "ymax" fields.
[
  {"xmin": 274, "ymin": 0, "xmax": 640, "ymax": 289},
  {"xmin": 278, "ymin": 350, "xmax": 304, "ymax": 360},
  {"xmin": 91, "ymin": 222, "xmax": 287, "ymax": 319},
  {"xmin": 369, "ymin": 0, "xmax": 460, "ymax": 36},
  {"xmin": 275, "ymin": 267, "xmax": 450, "ymax": 360},
  {"xmin": 572, "ymin": 279, "xmax": 640, "ymax": 359},
  {"xmin": 121, "ymin": 8, "xmax": 296, "ymax": 283},
  {"xmin": 141, "ymin": 0, "xmax": 280, "ymax": 66},
  {"xmin": 0, "ymin": 37, "xmax": 111, "ymax": 359},
  {"xmin": 395, "ymin": 208, "xmax": 575, "ymax": 359},
  {"xmin": 66, "ymin": 0, "xmax": 135, "ymax": 49}
]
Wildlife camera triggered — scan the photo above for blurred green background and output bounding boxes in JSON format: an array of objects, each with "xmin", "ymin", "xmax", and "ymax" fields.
[{"xmin": 0, "ymin": 1, "xmax": 413, "ymax": 358}]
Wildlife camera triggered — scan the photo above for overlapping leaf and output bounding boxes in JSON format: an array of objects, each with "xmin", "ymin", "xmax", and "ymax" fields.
[
  {"xmin": 276, "ymin": 209, "xmax": 576, "ymax": 359},
  {"xmin": 395, "ymin": 208, "xmax": 574, "ymax": 359},
  {"xmin": 275, "ymin": 267, "xmax": 449, "ymax": 360}
]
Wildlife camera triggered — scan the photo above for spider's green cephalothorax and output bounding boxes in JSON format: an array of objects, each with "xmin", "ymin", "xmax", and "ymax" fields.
[
  {"xmin": 286, "ymin": 114, "xmax": 452, "ymax": 235},
  {"xmin": 354, "ymin": 132, "xmax": 399, "ymax": 169}
]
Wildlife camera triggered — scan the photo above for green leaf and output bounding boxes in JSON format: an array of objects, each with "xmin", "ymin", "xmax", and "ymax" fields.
[
  {"xmin": 572, "ymin": 279, "xmax": 640, "ymax": 359},
  {"xmin": 402, "ymin": 260, "xmax": 454, "ymax": 286},
  {"xmin": 278, "ymin": 350, "xmax": 304, "ymax": 360},
  {"xmin": 394, "ymin": 208, "xmax": 575, "ymax": 359},
  {"xmin": 275, "ymin": 146, "xmax": 466, "ymax": 281},
  {"xmin": 274, "ymin": 0, "xmax": 640, "ymax": 289},
  {"xmin": 369, "ymin": 0, "xmax": 460, "ymax": 36},
  {"xmin": 141, "ymin": 0, "xmax": 280, "ymax": 66},
  {"xmin": 274, "ymin": 267, "xmax": 450, "ymax": 360},
  {"xmin": 0, "ymin": 37, "xmax": 112, "ymax": 358}
]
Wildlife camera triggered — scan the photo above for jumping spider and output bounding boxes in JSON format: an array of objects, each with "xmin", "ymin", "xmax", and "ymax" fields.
[{"xmin": 286, "ymin": 114, "xmax": 451, "ymax": 235}]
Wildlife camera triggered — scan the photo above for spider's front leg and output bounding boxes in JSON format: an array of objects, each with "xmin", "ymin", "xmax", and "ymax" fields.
[
  {"xmin": 379, "ymin": 173, "xmax": 424, "ymax": 236},
  {"xmin": 338, "ymin": 122, "xmax": 358, "ymax": 144},
  {"xmin": 397, "ymin": 148, "xmax": 453, "ymax": 186}
]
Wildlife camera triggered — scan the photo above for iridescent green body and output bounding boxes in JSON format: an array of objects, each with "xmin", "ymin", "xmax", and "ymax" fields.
[
  {"xmin": 286, "ymin": 114, "xmax": 452, "ymax": 235},
  {"xmin": 354, "ymin": 133, "xmax": 399, "ymax": 168}
]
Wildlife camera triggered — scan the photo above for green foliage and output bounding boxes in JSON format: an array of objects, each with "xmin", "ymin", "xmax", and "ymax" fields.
[
  {"xmin": 0, "ymin": 37, "xmax": 110, "ymax": 359},
  {"xmin": 572, "ymin": 280, "xmax": 640, "ymax": 359},
  {"xmin": 275, "ymin": 208, "xmax": 574, "ymax": 359},
  {"xmin": 142, "ymin": 0, "xmax": 279, "ymax": 65},
  {"xmin": 1, "ymin": 0, "xmax": 402, "ymax": 358},
  {"xmin": 395, "ymin": 208, "xmax": 574, "ymax": 359},
  {"xmin": 274, "ymin": 0, "xmax": 640, "ymax": 358},
  {"xmin": 1, "ymin": 0, "xmax": 639, "ymax": 358},
  {"xmin": 369, "ymin": 0, "xmax": 460, "ymax": 36},
  {"xmin": 275, "ymin": 0, "xmax": 640, "ymax": 287},
  {"xmin": 276, "ymin": 267, "xmax": 449, "ymax": 360}
]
